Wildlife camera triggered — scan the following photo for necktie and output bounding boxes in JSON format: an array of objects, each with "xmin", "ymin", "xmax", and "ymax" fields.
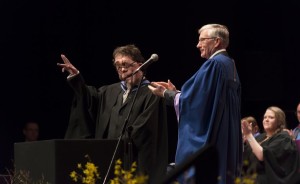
[{"xmin": 123, "ymin": 88, "xmax": 131, "ymax": 103}]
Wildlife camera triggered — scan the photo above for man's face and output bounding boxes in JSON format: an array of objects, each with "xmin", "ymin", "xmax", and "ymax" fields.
[
  {"xmin": 114, "ymin": 55, "xmax": 142, "ymax": 86},
  {"xmin": 296, "ymin": 103, "xmax": 300, "ymax": 123},
  {"xmin": 23, "ymin": 122, "xmax": 39, "ymax": 141},
  {"xmin": 196, "ymin": 29, "xmax": 218, "ymax": 59}
]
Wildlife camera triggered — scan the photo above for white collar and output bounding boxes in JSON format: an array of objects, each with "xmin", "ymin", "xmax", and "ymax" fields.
[{"xmin": 209, "ymin": 49, "xmax": 226, "ymax": 59}]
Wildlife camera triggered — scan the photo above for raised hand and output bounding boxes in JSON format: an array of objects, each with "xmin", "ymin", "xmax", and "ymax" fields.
[
  {"xmin": 241, "ymin": 120, "xmax": 252, "ymax": 136},
  {"xmin": 57, "ymin": 54, "xmax": 79, "ymax": 75}
]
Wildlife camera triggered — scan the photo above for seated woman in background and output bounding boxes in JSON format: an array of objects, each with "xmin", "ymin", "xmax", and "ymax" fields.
[
  {"xmin": 241, "ymin": 106, "xmax": 300, "ymax": 184},
  {"xmin": 241, "ymin": 116, "xmax": 260, "ymax": 142}
]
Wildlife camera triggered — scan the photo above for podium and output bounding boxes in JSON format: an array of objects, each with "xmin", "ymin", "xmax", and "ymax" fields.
[{"xmin": 14, "ymin": 139, "xmax": 124, "ymax": 184}]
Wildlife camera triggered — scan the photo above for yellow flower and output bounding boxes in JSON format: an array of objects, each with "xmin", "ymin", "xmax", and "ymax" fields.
[
  {"xmin": 110, "ymin": 160, "xmax": 148, "ymax": 184},
  {"xmin": 234, "ymin": 159, "xmax": 257, "ymax": 184},
  {"xmin": 116, "ymin": 159, "xmax": 122, "ymax": 165},
  {"xmin": 243, "ymin": 160, "xmax": 249, "ymax": 166},
  {"xmin": 70, "ymin": 171, "xmax": 78, "ymax": 182},
  {"xmin": 70, "ymin": 155, "xmax": 101, "ymax": 184},
  {"xmin": 70, "ymin": 156, "xmax": 148, "ymax": 184}
]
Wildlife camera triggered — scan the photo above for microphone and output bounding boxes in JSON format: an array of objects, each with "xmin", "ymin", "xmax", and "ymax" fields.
[{"xmin": 132, "ymin": 53, "xmax": 159, "ymax": 75}]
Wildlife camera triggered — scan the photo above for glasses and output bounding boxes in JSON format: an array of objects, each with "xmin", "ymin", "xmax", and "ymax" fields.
[
  {"xmin": 198, "ymin": 37, "xmax": 217, "ymax": 43},
  {"xmin": 114, "ymin": 61, "xmax": 136, "ymax": 71}
]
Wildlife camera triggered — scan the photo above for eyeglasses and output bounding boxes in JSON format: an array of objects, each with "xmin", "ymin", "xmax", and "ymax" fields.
[
  {"xmin": 198, "ymin": 37, "xmax": 217, "ymax": 43},
  {"xmin": 114, "ymin": 61, "xmax": 136, "ymax": 71}
]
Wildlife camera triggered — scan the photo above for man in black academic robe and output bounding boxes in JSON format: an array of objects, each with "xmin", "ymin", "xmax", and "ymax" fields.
[{"xmin": 58, "ymin": 44, "xmax": 168, "ymax": 184}]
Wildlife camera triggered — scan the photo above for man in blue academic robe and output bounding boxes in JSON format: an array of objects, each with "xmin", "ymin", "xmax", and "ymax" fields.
[{"xmin": 149, "ymin": 24, "xmax": 242, "ymax": 184}]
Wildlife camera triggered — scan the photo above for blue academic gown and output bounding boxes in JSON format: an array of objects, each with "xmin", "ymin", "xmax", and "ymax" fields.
[{"xmin": 176, "ymin": 52, "xmax": 243, "ymax": 184}]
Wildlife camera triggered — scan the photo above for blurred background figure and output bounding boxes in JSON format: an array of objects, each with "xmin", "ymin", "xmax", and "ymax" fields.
[
  {"xmin": 22, "ymin": 121, "xmax": 39, "ymax": 142},
  {"xmin": 241, "ymin": 116, "xmax": 260, "ymax": 143},
  {"xmin": 292, "ymin": 102, "xmax": 300, "ymax": 140},
  {"xmin": 283, "ymin": 102, "xmax": 300, "ymax": 141},
  {"xmin": 241, "ymin": 116, "xmax": 261, "ymax": 175}
]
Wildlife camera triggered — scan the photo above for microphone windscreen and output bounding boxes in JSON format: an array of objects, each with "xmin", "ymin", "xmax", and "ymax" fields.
[{"xmin": 151, "ymin": 53, "xmax": 159, "ymax": 62}]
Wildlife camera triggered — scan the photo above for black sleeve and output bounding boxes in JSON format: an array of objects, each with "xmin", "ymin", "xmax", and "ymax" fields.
[
  {"xmin": 64, "ymin": 74, "xmax": 98, "ymax": 139},
  {"xmin": 163, "ymin": 90, "xmax": 178, "ymax": 106},
  {"xmin": 262, "ymin": 132, "xmax": 300, "ymax": 184}
]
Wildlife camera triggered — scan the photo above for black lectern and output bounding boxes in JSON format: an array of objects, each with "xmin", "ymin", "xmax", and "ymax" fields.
[{"xmin": 14, "ymin": 139, "xmax": 123, "ymax": 184}]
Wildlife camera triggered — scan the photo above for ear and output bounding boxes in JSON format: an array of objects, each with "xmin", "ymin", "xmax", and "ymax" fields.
[
  {"xmin": 214, "ymin": 37, "xmax": 222, "ymax": 48},
  {"xmin": 253, "ymin": 126, "xmax": 259, "ymax": 132}
]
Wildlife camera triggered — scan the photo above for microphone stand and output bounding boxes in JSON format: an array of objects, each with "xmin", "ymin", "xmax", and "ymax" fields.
[{"xmin": 102, "ymin": 72, "xmax": 146, "ymax": 184}]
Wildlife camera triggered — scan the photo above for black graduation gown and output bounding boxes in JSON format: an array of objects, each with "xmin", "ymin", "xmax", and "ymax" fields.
[
  {"xmin": 64, "ymin": 74, "xmax": 168, "ymax": 183},
  {"xmin": 244, "ymin": 131, "xmax": 300, "ymax": 184}
]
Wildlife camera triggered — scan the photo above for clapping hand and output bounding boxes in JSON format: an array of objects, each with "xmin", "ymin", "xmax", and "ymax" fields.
[
  {"xmin": 241, "ymin": 120, "xmax": 252, "ymax": 136},
  {"xmin": 148, "ymin": 79, "xmax": 177, "ymax": 97}
]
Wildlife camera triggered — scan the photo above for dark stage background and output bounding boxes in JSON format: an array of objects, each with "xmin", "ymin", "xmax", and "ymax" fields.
[{"xmin": 0, "ymin": 0, "xmax": 299, "ymax": 173}]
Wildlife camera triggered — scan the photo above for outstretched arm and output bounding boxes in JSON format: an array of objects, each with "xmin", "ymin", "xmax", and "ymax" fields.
[
  {"xmin": 148, "ymin": 79, "xmax": 180, "ymax": 107},
  {"xmin": 148, "ymin": 79, "xmax": 177, "ymax": 97}
]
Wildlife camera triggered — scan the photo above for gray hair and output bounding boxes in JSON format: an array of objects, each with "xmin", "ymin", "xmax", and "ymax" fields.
[{"xmin": 198, "ymin": 24, "xmax": 229, "ymax": 48}]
